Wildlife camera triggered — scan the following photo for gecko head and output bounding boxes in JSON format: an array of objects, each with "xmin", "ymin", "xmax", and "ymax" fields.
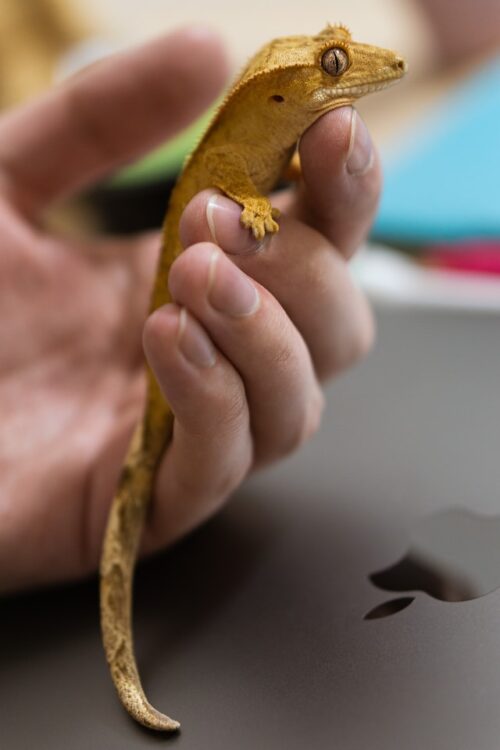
[
  {"xmin": 311, "ymin": 25, "xmax": 407, "ymax": 110},
  {"xmin": 260, "ymin": 24, "xmax": 407, "ymax": 114}
]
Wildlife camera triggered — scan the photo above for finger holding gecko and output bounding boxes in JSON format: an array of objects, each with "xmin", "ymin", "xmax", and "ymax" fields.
[{"xmin": 177, "ymin": 105, "xmax": 378, "ymax": 381}]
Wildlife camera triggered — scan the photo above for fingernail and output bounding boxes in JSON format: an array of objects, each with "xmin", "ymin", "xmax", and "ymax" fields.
[
  {"xmin": 177, "ymin": 307, "xmax": 216, "ymax": 368},
  {"xmin": 206, "ymin": 194, "xmax": 264, "ymax": 255},
  {"xmin": 207, "ymin": 249, "xmax": 260, "ymax": 317},
  {"xmin": 346, "ymin": 110, "xmax": 374, "ymax": 176}
]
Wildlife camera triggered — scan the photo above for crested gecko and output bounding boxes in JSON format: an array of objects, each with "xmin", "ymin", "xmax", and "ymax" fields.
[{"xmin": 100, "ymin": 24, "xmax": 407, "ymax": 732}]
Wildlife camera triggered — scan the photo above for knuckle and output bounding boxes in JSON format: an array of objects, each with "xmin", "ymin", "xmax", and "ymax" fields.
[
  {"xmin": 214, "ymin": 380, "xmax": 249, "ymax": 436},
  {"xmin": 185, "ymin": 383, "xmax": 248, "ymax": 442},
  {"xmin": 270, "ymin": 339, "xmax": 295, "ymax": 368},
  {"xmin": 224, "ymin": 386, "xmax": 248, "ymax": 425}
]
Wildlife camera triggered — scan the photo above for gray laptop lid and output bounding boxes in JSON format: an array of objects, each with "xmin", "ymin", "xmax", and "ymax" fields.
[{"xmin": 2, "ymin": 307, "xmax": 500, "ymax": 749}]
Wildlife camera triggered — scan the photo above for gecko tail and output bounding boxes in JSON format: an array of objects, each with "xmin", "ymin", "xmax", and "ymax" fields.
[
  {"xmin": 110, "ymin": 654, "xmax": 180, "ymax": 732},
  {"xmin": 100, "ymin": 420, "xmax": 179, "ymax": 732},
  {"xmin": 105, "ymin": 622, "xmax": 180, "ymax": 730}
]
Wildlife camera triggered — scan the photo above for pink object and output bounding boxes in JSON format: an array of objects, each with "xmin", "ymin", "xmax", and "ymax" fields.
[{"xmin": 421, "ymin": 241, "xmax": 500, "ymax": 276}]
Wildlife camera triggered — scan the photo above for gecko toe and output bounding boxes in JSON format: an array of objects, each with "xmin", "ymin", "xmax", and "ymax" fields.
[
  {"xmin": 240, "ymin": 201, "xmax": 279, "ymax": 240},
  {"xmin": 264, "ymin": 216, "xmax": 280, "ymax": 234},
  {"xmin": 252, "ymin": 221, "xmax": 266, "ymax": 240}
]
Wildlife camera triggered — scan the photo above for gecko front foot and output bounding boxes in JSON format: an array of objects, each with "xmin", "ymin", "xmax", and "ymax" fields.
[{"xmin": 240, "ymin": 198, "xmax": 280, "ymax": 241}]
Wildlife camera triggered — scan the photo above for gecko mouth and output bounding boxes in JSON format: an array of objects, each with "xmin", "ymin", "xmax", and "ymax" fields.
[{"xmin": 313, "ymin": 75, "xmax": 402, "ymax": 106}]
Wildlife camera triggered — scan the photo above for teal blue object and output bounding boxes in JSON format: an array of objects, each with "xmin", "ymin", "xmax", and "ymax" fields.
[{"xmin": 372, "ymin": 57, "xmax": 500, "ymax": 243}]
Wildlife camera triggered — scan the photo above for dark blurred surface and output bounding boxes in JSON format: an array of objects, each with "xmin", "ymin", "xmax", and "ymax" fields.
[
  {"xmin": 88, "ymin": 178, "xmax": 175, "ymax": 235},
  {"xmin": 2, "ymin": 306, "xmax": 500, "ymax": 749}
]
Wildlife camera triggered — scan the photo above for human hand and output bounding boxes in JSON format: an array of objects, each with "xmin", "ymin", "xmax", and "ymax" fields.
[
  {"xmin": 0, "ymin": 27, "xmax": 228, "ymax": 591},
  {"xmin": 416, "ymin": 0, "xmax": 500, "ymax": 65},
  {"xmin": 0, "ymin": 26, "xmax": 378, "ymax": 593}
]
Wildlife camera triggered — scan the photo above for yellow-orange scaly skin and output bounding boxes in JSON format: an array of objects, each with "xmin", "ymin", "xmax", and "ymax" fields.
[{"xmin": 99, "ymin": 24, "xmax": 407, "ymax": 732}]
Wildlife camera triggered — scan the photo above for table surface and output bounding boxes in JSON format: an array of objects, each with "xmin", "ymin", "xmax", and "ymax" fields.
[{"xmin": 2, "ymin": 305, "xmax": 500, "ymax": 749}]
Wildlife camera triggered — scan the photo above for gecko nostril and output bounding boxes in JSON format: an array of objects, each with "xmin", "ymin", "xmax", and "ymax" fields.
[{"xmin": 395, "ymin": 57, "xmax": 407, "ymax": 73}]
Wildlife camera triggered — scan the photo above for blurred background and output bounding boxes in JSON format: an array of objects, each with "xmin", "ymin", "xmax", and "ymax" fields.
[{"xmin": 1, "ymin": 0, "xmax": 499, "ymax": 310}]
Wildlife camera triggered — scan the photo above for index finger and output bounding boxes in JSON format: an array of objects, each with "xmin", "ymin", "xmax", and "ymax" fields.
[{"xmin": 0, "ymin": 26, "xmax": 228, "ymax": 218}]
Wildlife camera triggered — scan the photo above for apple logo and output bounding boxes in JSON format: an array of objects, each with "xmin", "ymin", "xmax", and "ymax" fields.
[{"xmin": 365, "ymin": 508, "xmax": 500, "ymax": 620}]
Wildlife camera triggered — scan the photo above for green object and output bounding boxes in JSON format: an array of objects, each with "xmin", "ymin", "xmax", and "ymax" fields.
[{"xmin": 110, "ymin": 105, "xmax": 217, "ymax": 187}]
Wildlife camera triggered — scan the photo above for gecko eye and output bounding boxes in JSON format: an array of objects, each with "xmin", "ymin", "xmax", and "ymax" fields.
[{"xmin": 321, "ymin": 47, "xmax": 349, "ymax": 76}]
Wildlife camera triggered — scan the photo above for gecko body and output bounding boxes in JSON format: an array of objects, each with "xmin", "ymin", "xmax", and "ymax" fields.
[{"xmin": 100, "ymin": 24, "xmax": 407, "ymax": 732}]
